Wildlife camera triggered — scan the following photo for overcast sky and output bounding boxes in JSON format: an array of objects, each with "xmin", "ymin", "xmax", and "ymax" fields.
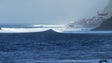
[{"xmin": 0, "ymin": 0, "xmax": 109, "ymax": 24}]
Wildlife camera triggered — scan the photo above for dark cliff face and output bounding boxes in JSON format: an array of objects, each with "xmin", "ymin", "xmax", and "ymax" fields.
[{"xmin": 93, "ymin": 17, "xmax": 112, "ymax": 30}]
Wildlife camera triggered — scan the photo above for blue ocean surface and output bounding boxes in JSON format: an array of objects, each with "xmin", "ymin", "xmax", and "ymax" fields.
[{"xmin": 0, "ymin": 25, "xmax": 112, "ymax": 63}]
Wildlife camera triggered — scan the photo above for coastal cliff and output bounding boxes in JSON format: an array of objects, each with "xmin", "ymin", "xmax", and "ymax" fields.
[{"xmin": 93, "ymin": 17, "xmax": 112, "ymax": 30}]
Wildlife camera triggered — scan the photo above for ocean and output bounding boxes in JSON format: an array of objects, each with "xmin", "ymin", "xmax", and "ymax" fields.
[{"xmin": 0, "ymin": 25, "xmax": 112, "ymax": 63}]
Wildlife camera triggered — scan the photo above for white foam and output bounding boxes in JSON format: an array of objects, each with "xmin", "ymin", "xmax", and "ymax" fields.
[
  {"xmin": 53, "ymin": 28, "xmax": 112, "ymax": 34},
  {"xmin": 0, "ymin": 25, "xmax": 112, "ymax": 33},
  {"xmin": 0, "ymin": 25, "xmax": 65, "ymax": 33},
  {"xmin": 31, "ymin": 25, "xmax": 65, "ymax": 28},
  {"xmin": 0, "ymin": 28, "xmax": 49, "ymax": 33}
]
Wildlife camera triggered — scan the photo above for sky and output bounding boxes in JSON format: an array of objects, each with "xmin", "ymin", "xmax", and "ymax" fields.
[{"xmin": 0, "ymin": 0, "xmax": 109, "ymax": 25}]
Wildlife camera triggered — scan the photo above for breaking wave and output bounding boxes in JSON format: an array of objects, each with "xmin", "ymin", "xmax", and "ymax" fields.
[
  {"xmin": 0, "ymin": 28, "xmax": 49, "ymax": 33},
  {"xmin": 0, "ymin": 25, "xmax": 90, "ymax": 33},
  {"xmin": 0, "ymin": 25, "xmax": 112, "ymax": 33},
  {"xmin": 0, "ymin": 28, "xmax": 112, "ymax": 34}
]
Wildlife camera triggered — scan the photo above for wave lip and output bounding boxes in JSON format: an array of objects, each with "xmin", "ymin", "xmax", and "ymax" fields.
[
  {"xmin": 0, "ymin": 25, "xmax": 94, "ymax": 33},
  {"xmin": 0, "ymin": 24, "xmax": 112, "ymax": 33}
]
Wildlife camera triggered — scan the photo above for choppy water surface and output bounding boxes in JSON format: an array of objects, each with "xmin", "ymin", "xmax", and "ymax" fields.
[{"xmin": 0, "ymin": 30, "xmax": 112, "ymax": 63}]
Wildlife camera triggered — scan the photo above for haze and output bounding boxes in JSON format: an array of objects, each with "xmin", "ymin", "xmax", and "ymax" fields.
[{"xmin": 0, "ymin": 0, "xmax": 109, "ymax": 24}]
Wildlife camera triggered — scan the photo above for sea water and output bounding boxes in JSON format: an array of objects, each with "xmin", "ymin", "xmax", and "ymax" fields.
[{"xmin": 0, "ymin": 25, "xmax": 112, "ymax": 63}]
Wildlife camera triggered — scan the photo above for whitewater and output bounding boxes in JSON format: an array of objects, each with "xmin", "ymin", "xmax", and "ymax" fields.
[{"xmin": 0, "ymin": 25, "xmax": 112, "ymax": 33}]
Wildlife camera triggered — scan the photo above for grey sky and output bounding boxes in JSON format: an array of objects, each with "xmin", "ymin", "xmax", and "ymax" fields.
[{"xmin": 0, "ymin": 0, "xmax": 109, "ymax": 24}]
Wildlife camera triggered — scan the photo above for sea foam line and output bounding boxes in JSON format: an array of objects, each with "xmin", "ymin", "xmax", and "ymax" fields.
[{"xmin": 0, "ymin": 27, "xmax": 112, "ymax": 33}]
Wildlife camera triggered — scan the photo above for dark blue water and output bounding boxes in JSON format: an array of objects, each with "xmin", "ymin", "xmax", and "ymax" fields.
[{"xmin": 0, "ymin": 29, "xmax": 112, "ymax": 63}]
